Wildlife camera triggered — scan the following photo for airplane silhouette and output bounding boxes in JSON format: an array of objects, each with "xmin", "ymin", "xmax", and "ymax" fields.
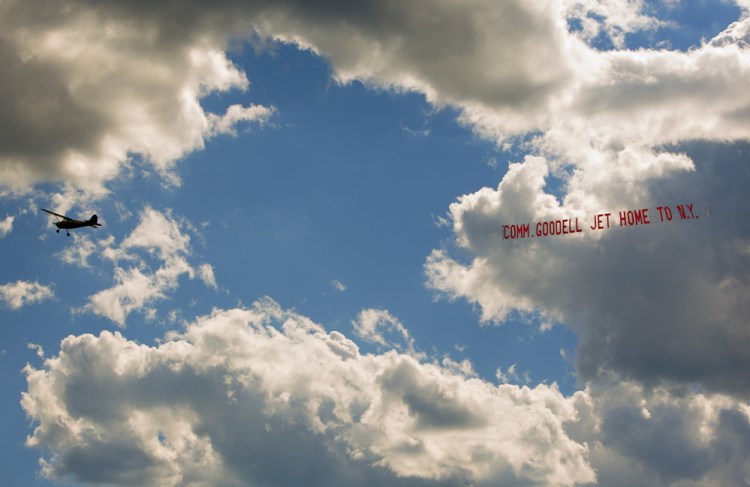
[{"xmin": 41, "ymin": 209, "xmax": 102, "ymax": 236}]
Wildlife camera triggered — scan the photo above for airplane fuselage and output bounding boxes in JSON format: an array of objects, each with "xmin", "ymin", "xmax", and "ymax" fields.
[{"xmin": 55, "ymin": 221, "xmax": 95, "ymax": 229}]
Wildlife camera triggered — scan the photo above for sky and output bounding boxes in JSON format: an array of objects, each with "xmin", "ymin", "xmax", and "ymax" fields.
[{"xmin": 1, "ymin": 0, "xmax": 750, "ymax": 486}]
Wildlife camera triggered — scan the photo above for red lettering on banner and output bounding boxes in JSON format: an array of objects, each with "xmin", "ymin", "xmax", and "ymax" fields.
[
  {"xmin": 658, "ymin": 206, "xmax": 673, "ymax": 221},
  {"xmin": 503, "ymin": 202, "xmax": 707, "ymax": 242},
  {"xmin": 573, "ymin": 218, "xmax": 582, "ymax": 233},
  {"xmin": 503, "ymin": 223, "xmax": 531, "ymax": 240},
  {"xmin": 638, "ymin": 208, "xmax": 650, "ymax": 225},
  {"xmin": 534, "ymin": 218, "xmax": 582, "ymax": 237},
  {"xmin": 619, "ymin": 209, "xmax": 650, "ymax": 227},
  {"xmin": 590, "ymin": 213, "xmax": 611, "ymax": 230},
  {"xmin": 675, "ymin": 203, "xmax": 698, "ymax": 220}
]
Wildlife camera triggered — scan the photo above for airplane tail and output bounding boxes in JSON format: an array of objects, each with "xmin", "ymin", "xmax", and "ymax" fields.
[{"xmin": 88, "ymin": 214, "xmax": 102, "ymax": 227}]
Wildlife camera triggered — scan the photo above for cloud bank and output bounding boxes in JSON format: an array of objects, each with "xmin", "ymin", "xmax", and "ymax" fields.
[
  {"xmin": 23, "ymin": 299, "xmax": 750, "ymax": 486},
  {"xmin": 4, "ymin": 0, "xmax": 749, "ymax": 202}
]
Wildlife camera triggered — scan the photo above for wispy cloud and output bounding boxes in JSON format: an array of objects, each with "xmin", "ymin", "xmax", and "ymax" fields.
[
  {"xmin": 331, "ymin": 279, "xmax": 347, "ymax": 292},
  {"xmin": 0, "ymin": 215, "xmax": 14, "ymax": 238},
  {"xmin": 352, "ymin": 308, "xmax": 413, "ymax": 351},
  {"xmin": 198, "ymin": 263, "xmax": 218, "ymax": 289}
]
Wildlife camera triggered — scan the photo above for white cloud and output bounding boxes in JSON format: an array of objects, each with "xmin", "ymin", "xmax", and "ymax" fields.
[
  {"xmin": 198, "ymin": 263, "xmax": 218, "ymax": 289},
  {"xmin": 82, "ymin": 208, "xmax": 203, "ymax": 326},
  {"xmin": 84, "ymin": 261, "xmax": 193, "ymax": 326},
  {"xmin": 56, "ymin": 234, "xmax": 98, "ymax": 268},
  {"xmin": 207, "ymin": 103, "xmax": 275, "ymax": 137},
  {"xmin": 352, "ymin": 308, "xmax": 413, "ymax": 351},
  {"xmin": 0, "ymin": 215, "xmax": 13, "ymax": 237},
  {"xmin": 23, "ymin": 299, "xmax": 596, "ymax": 487},
  {"xmin": 27, "ymin": 343, "xmax": 44, "ymax": 358},
  {"xmin": 331, "ymin": 279, "xmax": 347, "ymax": 292},
  {"xmin": 561, "ymin": 0, "xmax": 666, "ymax": 48},
  {"xmin": 0, "ymin": 280, "xmax": 53, "ymax": 310},
  {"xmin": 22, "ymin": 299, "xmax": 750, "ymax": 487},
  {"xmin": 121, "ymin": 207, "xmax": 191, "ymax": 260},
  {"xmin": 495, "ymin": 364, "xmax": 531, "ymax": 386}
]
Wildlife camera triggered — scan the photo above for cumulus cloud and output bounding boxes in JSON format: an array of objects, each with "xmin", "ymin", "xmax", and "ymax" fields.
[
  {"xmin": 2, "ymin": 0, "xmax": 747, "ymax": 217},
  {"xmin": 85, "ymin": 261, "xmax": 192, "ymax": 326},
  {"xmin": 22, "ymin": 299, "xmax": 750, "ymax": 487},
  {"xmin": 573, "ymin": 378, "xmax": 750, "ymax": 487},
  {"xmin": 244, "ymin": 0, "xmax": 750, "ymax": 205},
  {"xmin": 0, "ymin": 0, "xmax": 700, "ymax": 196},
  {"xmin": 8, "ymin": 1, "xmax": 750, "ymax": 482},
  {"xmin": 56, "ymin": 234, "xmax": 98, "ymax": 268},
  {"xmin": 0, "ymin": 0, "xmax": 272, "ymax": 196},
  {"xmin": 121, "ymin": 208, "xmax": 191, "ymax": 260},
  {"xmin": 82, "ymin": 207, "xmax": 215, "ymax": 326},
  {"xmin": 23, "ymin": 299, "xmax": 595, "ymax": 486},
  {"xmin": 426, "ymin": 144, "xmax": 750, "ymax": 396},
  {"xmin": 0, "ymin": 280, "xmax": 54, "ymax": 310}
]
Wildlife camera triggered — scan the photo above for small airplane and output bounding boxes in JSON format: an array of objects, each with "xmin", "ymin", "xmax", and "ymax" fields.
[{"xmin": 41, "ymin": 209, "xmax": 102, "ymax": 236}]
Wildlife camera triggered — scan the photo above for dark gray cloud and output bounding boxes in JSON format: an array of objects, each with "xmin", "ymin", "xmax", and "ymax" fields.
[
  {"xmin": 427, "ymin": 142, "xmax": 750, "ymax": 397},
  {"xmin": 0, "ymin": 0, "xmax": 587, "ymax": 195},
  {"xmin": 5, "ymin": 0, "xmax": 747, "ymax": 207},
  {"xmin": 0, "ymin": 36, "xmax": 107, "ymax": 182},
  {"xmin": 0, "ymin": 0, "xmax": 270, "ymax": 195},
  {"xmin": 572, "ymin": 143, "xmax": 750, "ymax": 393},
  {"xmin": 573, "ymin": 379, "xmax": 750, "ymax": 487}
]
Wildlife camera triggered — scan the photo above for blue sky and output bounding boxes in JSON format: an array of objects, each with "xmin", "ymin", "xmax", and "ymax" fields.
[{"xmin": 2, "ymin": 1, "xmax": 750, "ymax": 486}]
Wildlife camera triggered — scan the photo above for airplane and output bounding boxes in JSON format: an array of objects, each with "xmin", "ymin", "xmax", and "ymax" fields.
[{"xmin": 41, "ymin": 209, "xmax": 102, "ymax": 236}]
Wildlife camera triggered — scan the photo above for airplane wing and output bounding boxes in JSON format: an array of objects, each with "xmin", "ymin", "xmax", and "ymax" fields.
[{"xmin": 41, "ymin": 208, "xmax": 73, "ymax": 221}]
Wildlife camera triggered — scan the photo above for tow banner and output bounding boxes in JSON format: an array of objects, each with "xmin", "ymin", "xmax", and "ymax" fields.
[{"xmin": 502, "ymin": 203, "xmax": 711, "ymax": 240}]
